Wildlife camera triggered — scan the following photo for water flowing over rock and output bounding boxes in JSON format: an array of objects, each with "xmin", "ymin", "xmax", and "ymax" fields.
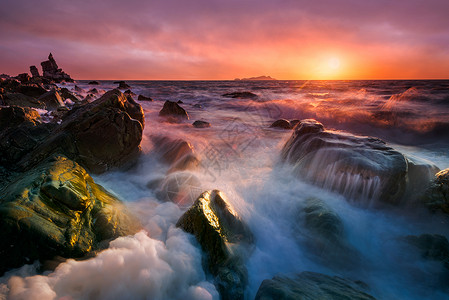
[
  {"xmin": 176, "ymin": 190, "xmax": 253, "ymax": 300},
  {"xmin": 255, "ymin": 272, "xmax": 376, "ymax": 300},
  {"xmin": 0, "ymin": 156, "xmax": 140, "ymax": 275},
  {"xmin": 281, "ymin": 119, "xmax": 408, "ymax": 205},
  {"xmin": 19, "ymin": 89, "xmax": 144, "ymax": 173},
  {"xmin": 40, "ymin": 53, "xmax": 73, "ymax": 83},
  {"xmin": 151, "ymin": 136, "xmax": 200, "ymax": 173},
  {"xmin": 159, "ymin": 100, "xmax": 189, "ymax": 120}
]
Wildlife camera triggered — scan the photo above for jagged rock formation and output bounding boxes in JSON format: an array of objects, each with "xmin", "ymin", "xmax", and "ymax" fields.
[
  {"xmin": 40, "ymin": 53, "xmax": 73, "ymax": 83},
  {"xmin": 30, "ymin": 65, "xmax": 40, "ymax": 77}
]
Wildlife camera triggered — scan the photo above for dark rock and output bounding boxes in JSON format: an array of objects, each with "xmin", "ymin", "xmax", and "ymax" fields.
[
  {"xmin": 38, "ymin": 90, "xmax": 65, "ymax": 111},
  {"xmin": 222, "ymin": 91, "xmax": 258, "ymax": 99},
  {"xmin": 16, "ymin": 84, "xmax": 47, "ymax": 98},
  {"xmin": 151, "ymin": 136, "xmax": 199, "ymax": 172},
  {"xmin": 177, "ymin": 100, "xmax": 183, "ymax": 104},
  {"xmin": 270, "ymin": 119, "xmax": 292, "ymax": 129},
  {"xmin": 19, "ymin": 89, "xmax": 144, "ymax": 173},
  {"xmin": 59, "ymin": 88, "xmax": 80, "ymax": 103},
  {"xmin": 159, "ymin": 100, "xmax": 189, "ymax": 120},
  {"xmin": 154, "ymin": 171, "xmax": 202, "ymax": 208},
  {"xmin": 30, "ymin": 66, "xmax": 40, "ymax": 77},
  {"xmin": 405, "ymin": 234, "xmax": 449, "ymax": 267},
  {"xmin": 193, "ymin": 104, "xmax": 203, "ymax": 109},
  {"xmin": 88, "ymin": 88, "xmax": 99, "ymax": 94},
  {"xmin": 0, "ymin": 106, "xmax": 41, "ymax": 131},
  {"xmin": 16, "ymin": 73, "xmax": 31, "ymax": 83},
  {"xmin": 40, "ymin": 53, "xmax": 73, "ymax": 83},
  {"xmin": 0, "ymin": 155, "xmax": 140, "ymax": 275},
  {"xmin": 116, "ymin": 81, "xmax": 131, "ymax": 89},
  {"xmin": 88, "ymin": 81, "xmax": 100, "ymax": 85},
  {"xmin": 3, "ymin": 93, "xmax": 45, "ymax": 109},
  {"xmin": 138, "ymin": 94, "xmax": 153, "ymax": 101},
  {"xmin": 405, "ymin": 156, "xmax": 440, "ymax": 203},
  {"xmin": 255, "ymin": 272, "xmax": 376, "ymax": 300},
  {"xmin": 423, "ymin": 168, "xmax": 449, "ymax": 214},
  {"xmin": 193, "ymin": 120, "xmax": 211, "ymax": 128},
  {"xmin": 281, "ymin": 119, "xmax": 408, "ymax": 205},
  {"xmin": 290, "ymin": 119, "xmax": 301, "ymax": 127},
  {"xmin": 74, "ymin": 85, "xmax": 84, "ymax": 93},
  {"xmin": 177, "ymin": 190, "xmax": 253, "ymax": 300}
]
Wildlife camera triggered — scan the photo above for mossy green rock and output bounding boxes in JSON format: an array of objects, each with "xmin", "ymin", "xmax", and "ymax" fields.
[
  {"xmin": 0, "ymin": 156, "xmax": 140, "ymax": 275},
  {"xmin": 255, "ymin": 272, "xmax": 376, "ymax": 300},
  {"xmin": 176, "ymin": 190, "xmax": 253, "ymax": 300}
]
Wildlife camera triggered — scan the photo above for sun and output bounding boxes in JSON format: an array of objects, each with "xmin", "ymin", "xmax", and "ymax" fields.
[{"xmin": 328, "ymin": 57, "xmax": 341, "ymax": 70}]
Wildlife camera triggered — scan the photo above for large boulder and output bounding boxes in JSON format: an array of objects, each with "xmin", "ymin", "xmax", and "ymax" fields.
[
  {"xmin": 255, "ymin": 272, "xmax": 376, "ymax": 300},
  {"xmin": 177, "ymin": 190, "xmax": 253, "ymax": 300},
  {"xmin": 423, "ymin": 168, "xmax": 449, "ymax": 213},
  {"xmin": 159, "ymin": 100, "xmax": 189, "ymax": 120},
  {"xmin": 0, "ymin": 106, "xmax": 41, "ymax": 131},
  {"xmin": 281, "ymin": 119, "xmax": 408, "ymax": 205},
  {"xmin": 38, "ymin": 90, "xmax": 65, "ymax": 110},
  {"xmin": 2, "ymin": 92, "xmax": 45, "ymax": 109},
  {"xmin": 0, "ymin": 156, "xmax": 140, "ymax": 275},
  {"xmin": 18, "ymin": 89, "xmax": 144, "ymax": 173},
  {"xmin": 270, "ymin": 119, "xmax": 293, "ymax": 129}
]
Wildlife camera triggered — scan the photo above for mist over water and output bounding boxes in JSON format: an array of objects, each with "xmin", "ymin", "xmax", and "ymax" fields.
[{"xmin": 2, "ymin": 80, "xmax": 449, "ymax": 299}]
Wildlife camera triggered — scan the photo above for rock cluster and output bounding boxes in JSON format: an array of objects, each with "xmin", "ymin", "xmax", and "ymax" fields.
[{"xmin": 40, "ymin": 53, "xmax": 73, "ymax": 83}]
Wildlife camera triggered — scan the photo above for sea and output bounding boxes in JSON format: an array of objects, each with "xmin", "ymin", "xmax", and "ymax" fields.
[{"xmin": 1, "ymin": 80, "xmax": 449, "ymax": 299}]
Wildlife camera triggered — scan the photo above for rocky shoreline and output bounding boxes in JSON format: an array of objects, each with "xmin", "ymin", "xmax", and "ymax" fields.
[{"xmin": 1, "ymin": 58, "xmax": 449, "ymax": 299}]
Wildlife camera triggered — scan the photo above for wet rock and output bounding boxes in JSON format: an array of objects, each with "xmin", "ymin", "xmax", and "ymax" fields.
[
  {"xmin": 405, "ymin": 156, "xmax": 440, "ymax": 203},
  {"xmin": 405, "ymin": 234, "xmax": 449, "ymax": 268},
  {"xmin": 270, "ymin": 119, "xmax": 293, "ymax": 129},
  {"xmin": 290, "ymin": 119, "xmax": 301, "ymax": 127},
  {"xmin": 59, "ymin": 87, "xmax": 80, "ymax": 103},
  {"xmin": 0, "ymin": 106, "xmax": 41, "ymax": 131},
  {"xmin": 255, "ymin": 272, "xmax": 376, "ymax": 300},
  {"xmin": 19, "ymin": 89, "xmax": 144, "ymax": 173},
  {"xmin": 138, "ymin": 94, "xmax": 153, "ymax": 101},
  {"xmin": 177, "ymin": 190, "xmax": 253, "ymax": 300},
  {"xmin": 124, "ymin": 89, "xmax": 135, "ymax": 96},
  {"xmin": 298, "ymin": 198, "xmax": 359, "ymax": 269},
  {"xmin": 16, "ymin": 83, "xmax": 47, "ymax": 98},
  {"xmin": 281, "ymin": 119, "xmax": 408, "ymax": 205},
  {"xmin": 88, "ymin": 88, "xmax": 99, "ymax": 94},
  {"xmin": 222, "ymin": 91, "xmax": 258, "ymax": 99},
  {"xmin": 193, "ymin": 120, "xmax": 211, "ymax": 128},
  {"xmin": 2, "ymin": 92, "xmax": 45, "ymax": 109},
  {"xmin": 88, "ymin": 81, "xmax": 100, "ymax": 85},
  {"xmin": 30, "ymin": 66, "xmax": 40, "ymax": 77},
  {"xmin": 38, "ymin": 90, "xmax": 65, "ymax": 111},
  {"xmin": 74, "ymin": 85, "xmax": 84, "ymax": 93},
  {"xmin": 423, "ymin": 168, "xmax": 449, "ymax": 214},
  {"xmin": 115, "ymin": 81, "xmax": 131, "ymax": 89},
  {"xmin": 16, "ymin": 73, "xmax": 31, "ymax": 83},
  {"xmin": 0, "ymin": 156, "xmax": 140, "ymax": 275},
  {"xmin": 154, "ymin": 171, "xmax": 202, "ymax": 208},
  {"xmin": 40, "ymin": 53, "xmax": 73, "ymax": 83},
  {"xmin": 177, "ymin": 100, "xmax": 184, "ymax": 104},
  {"xmin": 151, "ymin": 136, "xmax": 199, "ymax": 172},
  {"xmin": 159, "ymin": 100, "xmax": 189, "ymax": 120}
]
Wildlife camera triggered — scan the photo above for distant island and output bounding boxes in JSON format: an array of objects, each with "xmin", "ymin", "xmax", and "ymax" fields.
[{"xmin": 234, "ymin": 75, "xmax": 277, "ymax": 81}]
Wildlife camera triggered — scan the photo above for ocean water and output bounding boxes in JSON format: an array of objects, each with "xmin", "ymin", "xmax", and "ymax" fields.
[{"xmin": 2, "ymin": 80, "xmax": 449, "ymax": 299}]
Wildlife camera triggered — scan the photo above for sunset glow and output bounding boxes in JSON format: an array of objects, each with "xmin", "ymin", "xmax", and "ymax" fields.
[{"xmin": 1, "ymin": 0, "xmax": 449, "ymax": 80}]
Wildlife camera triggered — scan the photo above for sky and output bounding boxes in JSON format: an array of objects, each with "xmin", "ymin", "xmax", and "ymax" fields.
[{"xmin": 1, "ymin": 0, "xmax": 449, "ymax": 80}]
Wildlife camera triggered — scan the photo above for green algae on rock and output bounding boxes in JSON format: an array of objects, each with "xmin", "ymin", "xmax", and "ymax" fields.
[{"xmin": 0, "ymin": 156, "xmax": 140, "ymax": 275}]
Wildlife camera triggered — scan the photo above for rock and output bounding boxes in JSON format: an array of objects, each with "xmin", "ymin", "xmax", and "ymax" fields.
[
  {"xmin": 30, "ymin": 66, "xmax": 40, "ymax": 77},
  {"xmin": 0, "ymin": 106, "xmax": 41, "ymax": 131},
  {"xmin": 59, "ymin": 87, "xmax": 80, "ymax": 103},
  {"xmin": 290, "ymin": 119, "xmax": 301, "ymax": 127},
  {"xmin": 151, "ymin": 136, "xmax": 199, "ymax": 172},
  {"xmin": 74, "ymin": 85, "xmax": 84, "ymax": 93},
  {"xmin": 193, "ymin": 120, "xmax": 211, "ymax": 128},
  {"xmin": 38, "ymin": 90, "xmax": 65, "ymax": 110},
  {"xmin": 270, "ymin": 119, "xmax": 293, "ymax": 129},
  {"xmin": 405, "ymin": 156, "xmax": 440, "ymax": 203},
  {"xmin": 154, "ymin": 171, "xmax": 202, "ymax": 208},
  {"xmin": 40, "ymin": 53, "xmax": 73, "ymax": 83},
  {"xmin": 16, "ymin": 73, "xmax": 31, "ymax": 83},
  {"xmin": 177, "ymin": 100, "xmax": 184, "ymax": 104},
  {"xmin": 88, "ymin": 88, "xmax": 99, "ymax": 94},
  {"xmin": 405, "ymin": 234, "xmax": 449, "ymax": 268},
  {"xmin": 0, "ymin": 155, "xmax": 140, "ymax": 275},
  {"xmin": 222, "ymin": 91, "xmax": 258, "ymax": 99},
  {"xmin": 255, "ymin": 272, "xmax": 376, "ymax": 300},
  {"xmin": 2, "ymin": 92, "xmax": 45, "ymax": 109},
  {"xmin": 138, "ymin": 94, "xmax": 153, "ymax": 101},
  {"xmin": 423, "ymin": 168, "xmax": 449, "ymax": 214},
  {"xmin": 159, "ymin": 100, "xmax": 189, "ymax": 120},
  {"xmin": 177, "ymin": 190, "xmax": 253, "ymax": 300},
  {"xmin": 88, "ymin": 81, "xmax": 100, "ymax": 85},
  {"xmin": 281, "ymin": 119, "xmax": 408, "ymax": 205},
  {"xmin": 19, "ymin": 89, "xmax": 144, "ymax": 173},
  {"xmin": 16, "ymin": 84, "xmax": 47, "ymax": 98},
  {"xmin": 298, "ymin": 198, "xmax": 359, "ymax": 269},
  {"xmin": 124, "ymin": 89, "xmax": 135, "ymax": 96},
  {"xmin": 116, "ymin": 81, "xmax": 131, "ymax": 89}
]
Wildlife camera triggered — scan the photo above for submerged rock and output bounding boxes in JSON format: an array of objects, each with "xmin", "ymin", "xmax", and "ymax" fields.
[
  {"xmin": 423, "ymin": 168, "xmax": 449, "ymax": 214},
  {"xmin": 405, "ymin": 234, "xmax": 449, "ymax": 268},
  {"xmin": 177, "ymin": 190, "xmax": 253, "ymax": 300},
  {"xmin": 151, "ymin": 136, "xmax": 199, "ymax": 172},
  {"xmin": 222, "ymin": 91, "xmax": 258, "ymax": 99},
  {"xmin": 270, "ymin": 119, "xmax": 293, "ymax": 129},
  {"xmin": 19, "ymin": 89, "xmax": 144, "ymax": 173},
  {"xmin": 282, "ymin": 119, "xmax": 408, "ymax": 205},
  {"xmin": 255, "ymin": 272, "xmax": 376, "ymax": 300},
  {"xmin": 154, "ymin": 171, "xmax": 202, "ymax": 208},
  {"xmin": 88, "ymin": 81, "xmax": 100, "ymax": 85},
  {"xmin": 0, "ymin": 156, "xmax": 140, "ymax": 275},
  {"xmin": 193, "ymin": 120, "xmax": 211, "ymax": 128},
  {"xmin": 159, "ymin": 100, "xmax": 189, "ymax": 120},
  {"xmin": 138, "ymin": 94, "xmax": 153, "ymax": 101}
]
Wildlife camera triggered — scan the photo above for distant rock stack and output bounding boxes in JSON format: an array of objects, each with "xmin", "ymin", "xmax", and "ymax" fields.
[
  {"xmin": 39, "ymin": 53, "xmax": 73, "ymax": 83},
  {"xmin": 29, "ymin": 65, "xmax": 40, "ymax": 77}
]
